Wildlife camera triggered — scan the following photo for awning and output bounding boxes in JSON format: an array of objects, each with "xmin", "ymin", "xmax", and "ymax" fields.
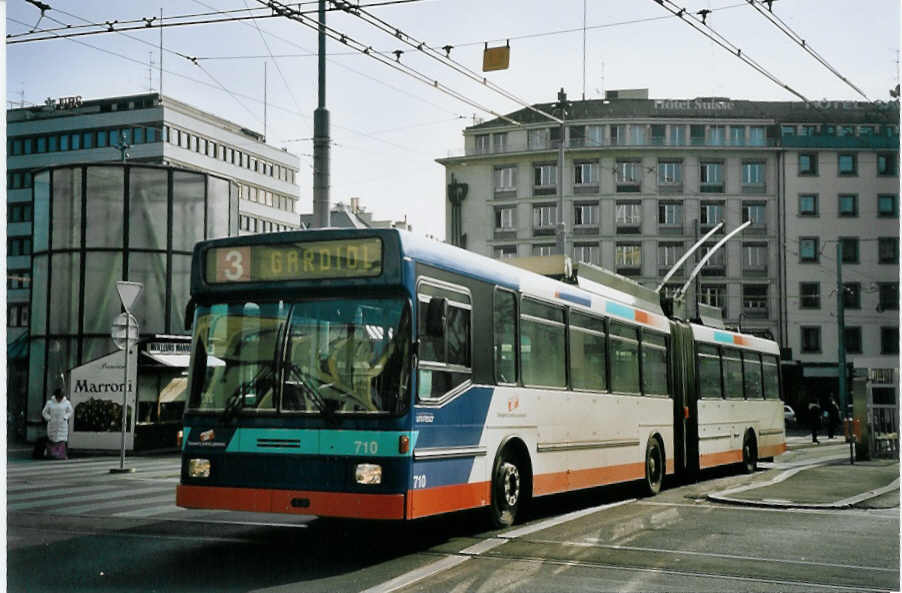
[
  {"xmin": 159, "ymin": 377, "xmax": 187, "ymax": 403},
  {"xmin": 142, "ymin": 352, "xmax": 191, "ymax": 367}
]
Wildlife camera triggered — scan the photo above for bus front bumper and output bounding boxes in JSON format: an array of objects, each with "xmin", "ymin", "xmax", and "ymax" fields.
[{"xmin": 176, "ymin": 484, "xmax": 406, "ymax": 520}]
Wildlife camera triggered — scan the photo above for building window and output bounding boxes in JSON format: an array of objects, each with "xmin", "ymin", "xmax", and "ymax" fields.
[
  {"xmin": 843, "ymin": 282, "xmax": 861, "ymax": 309},
  {"xmin": 615, "ymin": 244, "xmax": 641, "ymax": 269},
  {"xmin": 700, "ymin": 285, "xmax": 726, "ymax": 316},
  {"xmin": 743, "ymin": 284, "xmax": 768, "ymax": 317},
  {"xmin": 533, "ymin": 205, "xmax": 557, "ymax": 229},
  {"xmin": 838, "ymin": 194, "xmax": 858, "ymax": 217},
  {"xmin": 743, "ymin": 244, "xmax": 767, "ymax": 271},
  {"xmin": 573, "ymin": 243, "xmax": 599, "ymax": 264},
  {"xmin": 533, "ymin": 244, "xmax": 554, "ymax": 257},
  {"xmin": 615, "ymin": 202, "xmax": 641, "ymax": 227},
  {"xmin": 838, "ymin": 153, "xmax": 857, "ymax": 175},
  {"xmin": 610, "ymin": 124, "xmax": 625, "ymax": 146},
  {"xmin": 878, "ymin": 194, "xmax": 898, "ymax": 217},
  {"xmin": 659, "ymin": 202, "xmax": 682, "ymax": 227},
  {"xmin": 574, "ymin": 203, "xmax": 598, "ymax": 226},
  {"xmin": 877, "ymin": 153, "xmax": 897, "ymax": 176},
  {"xmin": 7, "ymin": 304, "xmax": 29, "ymax": 328},
  {"xmin": 492, "ymin": 132, "xmax": 507, "ymax": 153},
  {"xmin": 494, "ymin": 245, "xmax": 517, "ymax": 259},
  {"xmin": 881, "ymin": 327, "xmax": 899, "ymax": 354},
  {"xmin": 658, "ymin": 161, "xmax": 682, "ymax": 185},
  {"xmin": 583, "ymin": 125, "xmax": 603, "ymax": 147},
  {"xmin": 700, "ymin": 201, "xmax": 724, "ymax": 226},
  {"xmin": 574, "ymin": 161, "xmax": 599, "ymax": 185},
  {"xmin": 658, "ymin": 242, "xmax": 684, "ymax": 269},
  {"xmin": 840, "ymin": 237, "xmax": 859, "ymax": 263},
  {"xmin": 741, "ymin": 162, "xmax": 765, "ymax": 188},
  {"xmin": 799, "ymin": 194, "xmax": 818, "ymax": 216},
  {"xmin": 495, "ymin": 207, "xmax": 515, "ymax": 230},
  {"xmin": 7, "ymin": 269, "xmax": 31, "ymax": 289},
  {"xmin": 878, "ymin": 283, "xmax": 899, "ymax": 311},
  {"xmin": 798, "ymin": 153, "xmax": 818, "ymax": 175},
  {"xmin": 748, "ymin": 126, "xmax": 766, "ymax": 146},
  {"xmin": 474, "ymin": 134, "xmax": 490, "ymax": 154},
  {"xmin": 699, "ymin": 243, "xmax": 725, "ymax": 270},
  {"xmin": 879, "ymin": 238, "xmax": 899, "ymax": 264},
  {"xmin": 615, "ymin": 160, "xmax": 641, "ymax": 190},
  {"xmin": 670, "ymin": 125, "xmax": 686, "ymax": 146},
  {"xmin": 799, "ymin": 282, "xmax": 820, "ymax": 309},
  {"xmin": 533, "ymin": 164, "xmax": 556, "ymax": 187},
  {"xmin": 628, "ymin": 125, "xmax": 646, "ymax": 145},
  {"xmin": 494, "ymin": 166, "xmax": 517, "ymax": 191},
  {"xmin": 781, "ymin": 125, "xmax": 796, "ymax": 136},
  {"xmin": 7, "ymin": 237, "xmax": 32, "ymax": 256},
  {"xmin": 527, "ymin": 128, "xmax": 550, "ymax": 150},
  {"xmin": 844, "ymin": 327, "xmax": 862, "ymax": 354},
  {"xmin": 799, "ymin": 237, "xmax": 819, "ymax": 263},
  {"xmin": 729, "ymin": 126, "xmax": 745, "ymax": 146},
  {"xmin": 7, "ymin": 203, "xmax": 33, "ymax": 222},
  {"xmin": 742, "ymin": 203, "xmax": 766, "ymax": 228},
  {"xmin": 801, "ymin": 326, "xmax": 821, "ymax": 353},
  {"xmin": 707, "ymin": 125, "xmax": 725, "ymax": 146},
  {"xmin": 699, "ymin": 161, "xmax": 723, "ymax": 192},
  {"xmin": 651, "ymin": 124, "xmax": 665, "ymax": 145}
]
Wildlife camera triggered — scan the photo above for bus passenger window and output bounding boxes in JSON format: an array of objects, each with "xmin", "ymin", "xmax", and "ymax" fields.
[
  {"xmin": 641, "ymin": 331, "xmax": 668, "ymax": 396},
  {"xmin": 722, "ymin": 348, "xmax": 744, "ymax": 399},
  {"xmin": 570, "ymin": 312, "xmax": 606, "ymax": 392},
  {"xmin": 494, "ymin": 290, "xmax": 517, "ymax": 384},
  {"xmin": 762, "ymin": 355, "xmax": 780, "ymax": 399},
  {"xmin": 520, "ymin": 298, "xmax": 566, "ymax": 388},
  {"xmin": 697, "ymin": 344, "xmax": 722, "ymax": 398},
  {"xmin": 609, "ymin": 323, "xmax": 640, "ymax": 395},
  {"xmin": 743, "ymin": 351, "xmax": 763, "ymax": 399},
  {"xmin": 416, "ymin": 281, "xmax": 472, "ymax": 400}
]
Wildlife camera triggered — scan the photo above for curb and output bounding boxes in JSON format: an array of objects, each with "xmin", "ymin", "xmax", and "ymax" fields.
[{"xmin": 707, "ymin": 461, "xmax": 900, "ymax": 509}]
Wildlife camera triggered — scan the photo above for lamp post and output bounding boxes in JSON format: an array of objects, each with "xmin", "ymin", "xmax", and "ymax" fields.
[{"xmin": 110, "ymin": 281, "xmax": 142, "ymax": 474}]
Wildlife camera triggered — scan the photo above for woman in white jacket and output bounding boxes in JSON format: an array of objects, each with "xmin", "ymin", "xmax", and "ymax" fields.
[{"xmin": 41, "ymin": 388, "xmax": 73, "ymax": 459}]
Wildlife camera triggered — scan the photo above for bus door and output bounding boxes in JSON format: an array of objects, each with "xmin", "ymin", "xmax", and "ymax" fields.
[{"xmin": 668, "ymin": 320, "xmax": 699, "ymax": 478}]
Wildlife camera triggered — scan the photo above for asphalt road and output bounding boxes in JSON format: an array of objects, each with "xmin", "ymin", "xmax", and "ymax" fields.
[{"xmin": 7, "ymin": 445, "xmax": 899, "ymax": 593}]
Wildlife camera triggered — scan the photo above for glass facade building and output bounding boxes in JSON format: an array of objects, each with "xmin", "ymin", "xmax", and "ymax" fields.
[{"xmin": 26, "ymin": 163, "xmax": 237, "ymax": 441}]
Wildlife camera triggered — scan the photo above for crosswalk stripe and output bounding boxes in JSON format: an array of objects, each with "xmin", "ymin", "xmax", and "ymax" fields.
[
  {"xmin": 113, "ymin": 501, "xmax": 186, "ymax": 518},
  {"xmin": 8, "ymin": 484, "xmax": 121, "ymax": 501},
  {"xmin": 7, "ymin": 457, "xmax": 179, "ymax": 473},
  {"xmin": 61, "ymin": 493, "xmax": 176, "ymax": 515},
  {"xmin": 7, "ymin": 461, "xmax": 180, "ymax": 480},
  {"xmin": 9, "ymin": 485, "xmax": 172, "ymax": 511}
]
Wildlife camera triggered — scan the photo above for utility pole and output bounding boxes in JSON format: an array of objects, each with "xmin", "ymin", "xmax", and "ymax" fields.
[
  {"xmin": 159, "ymin": 9, "xmax": 163, "ymax": 96},
  {"xmin": 264, "ymin": 62, "xmax": 268, "ymax": 142},
  {"xmin": 312, "ymin": 0, "xmax": 330, "ymax": 228},
  {"xmin": 836, "ymin": 242, "xmax": 852, "ymax": 463},
  {"xmin": 554, "ymin": 88, "xmax": 570, "ymax": 257}
]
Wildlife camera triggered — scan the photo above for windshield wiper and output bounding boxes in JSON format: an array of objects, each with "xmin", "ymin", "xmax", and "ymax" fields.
[
  {"xmin": 283, "ymin": 363, "xmax": 340, "ymax": 424},
  {"xmin": 220, "ymin": 364, "xmax": 273, "ymax": 423}
]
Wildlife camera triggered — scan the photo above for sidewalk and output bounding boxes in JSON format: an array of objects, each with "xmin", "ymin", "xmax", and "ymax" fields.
[{"xmin": 709, "ymin": 438, "xmax": 899, "ymax": 509}]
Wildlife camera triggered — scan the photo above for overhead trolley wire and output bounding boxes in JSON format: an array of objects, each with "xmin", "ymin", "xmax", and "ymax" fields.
[
  {"xmin": 650, "ymin": 0, "xmax": 811, "ymax": 103},
  {"xmin": 240, "ymin": 0, "xmax": 305, "ymax": 114},
  {"xmin": 257, "ymin": 0, "xmax": 524, "ymax": 125},
  {"xmin": 744, "ymin": 0, "xmax": 871, "ymax": 100}
]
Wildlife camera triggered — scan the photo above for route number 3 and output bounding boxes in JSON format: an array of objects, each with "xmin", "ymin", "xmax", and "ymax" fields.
[{"xmin": 216, "ymin": 247, "xmax": 251, "ymax": 282}]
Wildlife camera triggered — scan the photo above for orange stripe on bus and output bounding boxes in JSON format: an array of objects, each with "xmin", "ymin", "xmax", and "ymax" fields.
[
  {"xmin": 759, "ymin": 442, "xmax": 787, "ymax": 458},
  {"xmin": 407, "ymin": 481, "xmax": 489, "ymax": 519},
  {"xmin": 699, "ymin": 449, "xmax": 742, "ymax": 469},
  {"xmin": 733, "ymin": 335, "xmax": 746, "ymax": 346},
  {"xmin": 533, "ymin": 462, "xmax": 646, "ymax": 496},
  {"xmin": 176, "ymin": 485, "xmax": 405, "ymax": 520},
  {"xmin": 634, "ymin": 310, "xmax": 650, "ymax": 324}
]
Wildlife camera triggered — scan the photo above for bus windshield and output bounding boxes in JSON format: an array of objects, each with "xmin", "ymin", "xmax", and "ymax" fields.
[{"xmin": 188, "ymin": 298, "xmax": 411, "ymax": 416}]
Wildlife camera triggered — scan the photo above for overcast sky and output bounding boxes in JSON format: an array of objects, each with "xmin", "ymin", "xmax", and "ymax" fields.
[{"xmin": 6, "ymin": 0, "xmax": 900, "ymax": 239}]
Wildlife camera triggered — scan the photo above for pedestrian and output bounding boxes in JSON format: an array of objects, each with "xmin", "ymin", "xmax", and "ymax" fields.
[
  {"xmin": 41, "ymin": 388, "xmax": 73, "ymax": 460},
  {"xmin": 826, "ymin": 395, "xmax": 841, "ymax": 439},
  {"xmin": 808, "ymin": 397, "xmax": 821, "ymax": 444}
]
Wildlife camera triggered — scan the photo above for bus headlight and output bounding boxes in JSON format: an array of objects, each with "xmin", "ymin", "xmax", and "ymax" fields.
[
  {"xmin": 355, "ymin": 463, "xmax": 382, "ymax": 485},
  {"xmin": 188, "ymin": 458, "xmax": 211, "ymax": 478}
]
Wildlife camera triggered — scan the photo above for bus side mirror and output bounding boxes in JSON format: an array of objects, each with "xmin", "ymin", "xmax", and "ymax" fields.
[
  {"xmin": 185, "ymin": 299, "xmax": 196, "ymax": 331},
  {"xmin": 425, "ymin": 297, "xmax": 447, "ymax": 337}
]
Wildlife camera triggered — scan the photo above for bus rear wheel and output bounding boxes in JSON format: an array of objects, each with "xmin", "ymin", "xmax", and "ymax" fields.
[
  {"xmin": 644, "ymin": 437, "xmax": 664, "ymax": 496},
  {"xmin": 490, "ymin": 452, "xmax": 522, "ymax": 528},
  {"xmin": 742, "ymin": 431, "xmax": 758, "ymax": 474}
]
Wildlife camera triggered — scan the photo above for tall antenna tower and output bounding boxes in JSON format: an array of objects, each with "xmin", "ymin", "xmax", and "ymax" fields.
[{"xmin": 148, "ymin": 52, "xmax": 155, "ymax": 91}]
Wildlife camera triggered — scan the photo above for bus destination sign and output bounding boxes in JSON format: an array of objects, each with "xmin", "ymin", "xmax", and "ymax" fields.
[{"xmin": 206, "ymin": 237, "xmax": 382, "ymax": 283}]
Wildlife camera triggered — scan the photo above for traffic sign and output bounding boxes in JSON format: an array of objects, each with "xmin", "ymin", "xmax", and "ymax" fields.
[
  {"xmin": 116, "ymin": 281, "xmax": 143, "ymax": 312},
  {"xmin": 111, "ymin": 312, "xmax": 139, "ymax": 350}
]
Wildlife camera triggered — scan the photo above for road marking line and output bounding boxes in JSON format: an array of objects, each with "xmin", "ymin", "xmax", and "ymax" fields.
[
  {"xmin": 113, "ymin": 503, "xmax": 185, "ymax": 518},
  {"xmin": 637, "ymin": 500, "xmax": 897, "ymax": 517},
  {"xmin": 833, "ymin": 477, "xmax": 900, "ymax": 507},
  {"xmin": 62, "ymin": 494, "xmax": 177, "ymax": 516},
  {"xmin": 537, "ymin": 538, "xmax": 899, "ymax": 573},
  {"xmin": 9, "ymin": 485, "xmax": 171, "ymax": 511},
  {"xmin": 359, "ymin": 498, "xmax": 637, "ymax": 593},
  {"xmin": 7, "ymin": 484, "xmax": 121, "ymax": 501}
]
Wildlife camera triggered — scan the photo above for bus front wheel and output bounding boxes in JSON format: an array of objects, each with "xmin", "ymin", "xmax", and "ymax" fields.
[
  {"xmin": 490, "ymin": 452, "xmax": 522, "ymax": 528},
  {"xmin": 644, "ymin": 437, "xmax": 664, "ymax": 496}
]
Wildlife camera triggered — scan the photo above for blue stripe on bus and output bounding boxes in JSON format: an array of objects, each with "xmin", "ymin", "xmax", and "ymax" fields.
[
  {"xmin": 605, "ymin": 301, "xmax": 634, "ymax": 320},
  {"xmin": 555, "ymin": 290, "xmax": 592, "ymax": 307},
  {"xmin": 413, "ymin": 386, "xmax": 494, "ymax": 448},
  {"xmin": 713, "ymin": 331, "xmax": 735, "ymax": 344},
  {"xmin": 412, "ymin": 457, "xmax": 479, "ymax": 489}
]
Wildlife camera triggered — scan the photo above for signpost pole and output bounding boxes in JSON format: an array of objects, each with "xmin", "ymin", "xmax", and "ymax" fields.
[{"xmin": 110, "ymin": 282, "xmax": 143, "ymax": 474}]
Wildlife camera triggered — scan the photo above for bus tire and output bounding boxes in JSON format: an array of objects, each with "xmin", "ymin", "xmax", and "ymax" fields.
[
  {"xmin": 490, "ymin": 450, "xmax": 523, "ymax": 528},
  {"xmin": 741, "ymin": 430, "xmax": 757, "ymax": 474},
  {"xmin": 644, "ymin": 437, "xmax": 664, "ymax": 496}
]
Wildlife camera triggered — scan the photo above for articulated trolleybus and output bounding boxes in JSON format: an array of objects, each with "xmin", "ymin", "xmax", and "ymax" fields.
[{"xmin": 177, "ymin": 228, "xmax": 785, "ymax": 525}]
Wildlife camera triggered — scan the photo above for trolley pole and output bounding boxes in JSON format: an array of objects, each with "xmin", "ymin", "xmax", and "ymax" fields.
[{"xmin": 312, "ymin": 0, "xmax": 330, "ymax": 228}]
